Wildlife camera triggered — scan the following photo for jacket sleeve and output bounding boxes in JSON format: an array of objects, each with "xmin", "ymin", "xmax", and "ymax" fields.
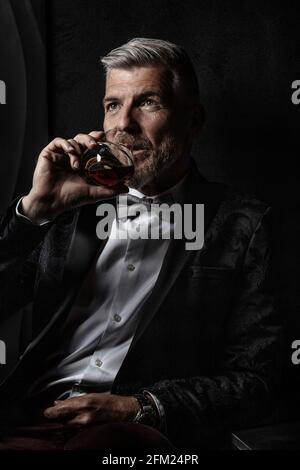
[
  {"xmin": 145, "ymin": 209, "xmax": 282, "ymax": 449},
  {"xmin": 0, "ymin": 198, "xmax": 51, "ymax": 321}
]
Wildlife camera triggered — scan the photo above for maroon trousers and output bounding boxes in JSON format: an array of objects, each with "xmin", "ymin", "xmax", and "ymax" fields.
[{"xmin": 0, "ymin": 421, "xmax": 176, "ymax": 451}]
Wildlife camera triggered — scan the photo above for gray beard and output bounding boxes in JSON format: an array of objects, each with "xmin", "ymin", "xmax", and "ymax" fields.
[{"xmin": 127, "ymin": 136, "xmax": 179, "ymax": 190}]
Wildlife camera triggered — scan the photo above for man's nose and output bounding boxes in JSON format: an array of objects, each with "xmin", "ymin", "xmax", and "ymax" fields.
[{"xmin": 116, "ymin": 106, "xmax": 140, "ymax": 133}]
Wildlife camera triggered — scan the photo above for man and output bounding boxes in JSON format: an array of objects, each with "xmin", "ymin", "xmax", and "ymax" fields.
[{"xmin": 0, "ymin": 38, "xmax": 281, "ymax": 451}]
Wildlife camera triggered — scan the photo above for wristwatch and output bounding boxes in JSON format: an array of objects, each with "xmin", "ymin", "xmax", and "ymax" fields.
[{"xmin": 133, "ymin": 393, "xmax": 160, "ymax": 428}]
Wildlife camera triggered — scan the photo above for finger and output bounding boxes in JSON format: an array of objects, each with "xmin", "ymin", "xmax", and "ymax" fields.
[
  {"xmin": 43, "ymin": 403, "xmax": 77, "ymax": 420},
  {"xmin": 74, "ymin": 133, "xmax": 98, "ymax": 150},
  {"xmin": 67, "ymin": 139, "xmax": 83, "ymax": 169},
  {"xmin": 67, "ymin": 139, "xmax": 82, "ymax": 156},
  {"xmin": 46, "ymin": 137, "xmax": 76, "ymax": 155},
  {"xmin": 41, "ymin": 151, "xmax": 69, "ymax": 164},
  {"xmin": 45, "ymin": 138, "xmax": 81, "ymax": 170}
]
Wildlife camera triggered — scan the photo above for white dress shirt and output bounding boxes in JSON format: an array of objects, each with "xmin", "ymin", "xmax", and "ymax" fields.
[{"xmin": 24, "ymin": 174, "xmax": 187, "ymax": 402}]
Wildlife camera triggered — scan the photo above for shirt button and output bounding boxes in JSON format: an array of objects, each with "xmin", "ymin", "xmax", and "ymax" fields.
[
  {"xmin": 113, "ymin": 314, "xmax": 122, "ymax": 323},
  {"xmin": 95, "ymin": 359, "xmax": 103, "ymax": 368},
  {"xmin": 127, "ymin": 264, "xmax": 135, "ymax": 271}
]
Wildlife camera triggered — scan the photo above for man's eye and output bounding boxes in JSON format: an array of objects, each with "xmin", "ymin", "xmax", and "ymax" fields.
[
  {"xmin": 140, "ymin": 99, "xmax": 158, "ymax": 107},
  {"xmin": 106, "ymin": 103, "xmax": 119, "ymax": 112}
]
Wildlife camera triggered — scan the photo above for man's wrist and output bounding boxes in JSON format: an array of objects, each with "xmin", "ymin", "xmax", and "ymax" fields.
[
  {"xmin": 19, "ymin": 194, "xmax": 53, "ymax": 225},
  {"xmin": 124, "ymin": 395, "xmax": 141, "ymax": 421}
]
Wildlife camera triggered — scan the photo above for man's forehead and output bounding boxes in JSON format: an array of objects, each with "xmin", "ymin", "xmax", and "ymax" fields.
[{"xmin": 104, "ymin": 65, "xmax": 170, "ymax": 95}]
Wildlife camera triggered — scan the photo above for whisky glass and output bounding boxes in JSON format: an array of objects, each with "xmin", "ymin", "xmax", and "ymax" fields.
[{"xmin": 80, "ymin": 129, "xmax": 134, "ymax": 187}]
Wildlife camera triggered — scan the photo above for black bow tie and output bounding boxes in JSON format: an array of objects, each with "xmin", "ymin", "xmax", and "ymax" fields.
[
  {"xmin": 122, "ymin": 192, "xmax": 174, "ymax": 206},
  {"xmin": 125, "ymin": 194, "xmax": 154, "ymax": 208},
  {"xmin": 117, "ymin": 193, "xmax": 174, "ymax": 220}
]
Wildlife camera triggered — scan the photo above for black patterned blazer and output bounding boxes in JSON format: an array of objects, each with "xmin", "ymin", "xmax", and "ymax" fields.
[{"xmin": 0, "ymin": 159, "xmax": 281, "ymax": 449}]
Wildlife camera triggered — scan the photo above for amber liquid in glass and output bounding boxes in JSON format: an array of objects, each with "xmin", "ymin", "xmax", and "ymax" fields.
[
  {"xmin": 81, "ymin": 143, "xmax": 134, "ymax": 187},
  {"xmin": 85, "ymin": 157, "xmax": 134, "ymax": 186}
]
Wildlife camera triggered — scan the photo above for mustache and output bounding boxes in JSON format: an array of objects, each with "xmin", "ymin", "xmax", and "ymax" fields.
[{"xmin": 114, "ymin": 133, "xmax": 152, "ymax": 150}]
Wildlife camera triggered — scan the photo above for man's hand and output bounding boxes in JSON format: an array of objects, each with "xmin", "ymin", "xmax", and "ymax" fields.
[
  {"xmin": 43, "ymin": 393, "xmax": 140, "ymax": 428},
  {"xmin": 21, "ymin": 131, "xmax": 129, "ymax": 224}
]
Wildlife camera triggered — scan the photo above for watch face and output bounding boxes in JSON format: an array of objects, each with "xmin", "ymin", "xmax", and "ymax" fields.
[
  {"xmin": 136, "ymin": 405, "xmax": 157, "ymax": 426},
  {"xmin": 134, "ymin": 394, "xmax": 159, "ymax": 428}
]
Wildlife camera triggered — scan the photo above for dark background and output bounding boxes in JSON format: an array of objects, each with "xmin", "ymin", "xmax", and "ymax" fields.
[{"xmin": 1, "ymin": 0, "xmax": 300, "ymax": 415}]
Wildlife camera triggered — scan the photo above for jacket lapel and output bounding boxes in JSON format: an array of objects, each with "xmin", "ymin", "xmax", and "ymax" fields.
[
  {"xmin": 62, "ymin": 201, "xmax": 113, "ymax": 291},
  {"xmin": 17, "ymin": 202, "xmax": 115, "ymax": 362}
]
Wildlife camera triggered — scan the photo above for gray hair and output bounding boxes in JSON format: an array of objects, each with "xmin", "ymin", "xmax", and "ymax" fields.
[{"xmin": 100, "ymin": 38, "xmax": 200, "ymax": 101}]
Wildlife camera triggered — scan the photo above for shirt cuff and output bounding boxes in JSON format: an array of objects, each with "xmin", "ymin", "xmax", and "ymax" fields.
[
  {"xmin": 15, "ymin": 197, "xmax": 52, "ymax": 226},
  {"xmin": 143, "ymin": 390, "xmax": 167, "ymax": 434}
]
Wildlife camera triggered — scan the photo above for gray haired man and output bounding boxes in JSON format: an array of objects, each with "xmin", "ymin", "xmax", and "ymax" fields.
[{"xmin": 0, "ymin": 38, "xmax": 280, "ymax": 451}]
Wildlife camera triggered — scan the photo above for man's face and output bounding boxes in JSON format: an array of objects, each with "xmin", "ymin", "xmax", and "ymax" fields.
[{"xmin": 103, "ymin": 65, "xmax": 197, "ymax": 189}]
